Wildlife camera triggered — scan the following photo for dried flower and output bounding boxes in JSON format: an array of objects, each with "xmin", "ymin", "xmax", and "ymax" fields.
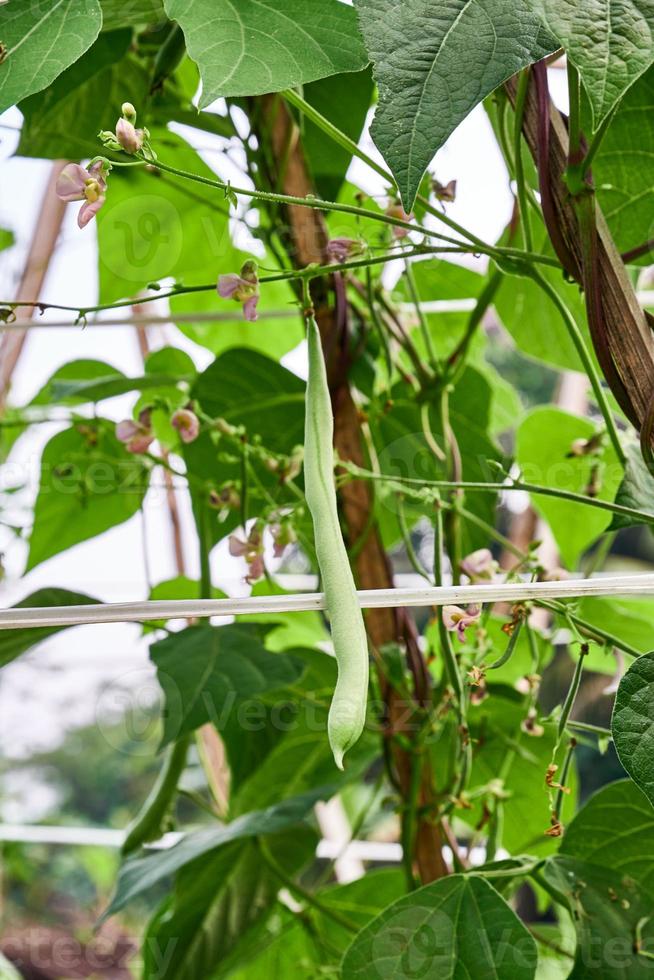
[
  {"xmin": 521, "ymin": 707, "xmax": 544, "ymax": 737},
  {"xmin": 115, "ymin": 409, "xmax": 153, "ymax": 454},
  {"xmin": 55, "ymin": 161, "xmax": 109, "ymax": 229},
  {"xmin": 442, "ymin": 604, "xmax": 481, "ymax": 641},
  {"xmin": 460, "ymin": 547, "xmax": 498, "ymax": 583},
  {"xmin": 433, "ymin": 178, "xmax": 457, "ymax": 202},
  {"xmin": 171, "ymin": 408, "xmax": 200, "ymax": 444},
  {"xmin": 386, "ymin": 202, "xmax": 414, "ymax": 239},
  {"xmin": 218, "ymin": 260, "xmax": 259, "ymax": 322}
]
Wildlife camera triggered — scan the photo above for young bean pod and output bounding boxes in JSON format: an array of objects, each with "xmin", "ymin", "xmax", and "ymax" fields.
[
  {"xmin": 121, "ymin": 735, "xmax": 189, "ymax": 854},
  {"xmin": 304, "ymin": 312, "xmax": 369, "ymax": 769}
]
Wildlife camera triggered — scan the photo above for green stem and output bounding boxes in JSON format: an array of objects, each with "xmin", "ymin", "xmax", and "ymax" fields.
[
  {"xmin": 514, "ymin": 69, "xmax": 533, "ymax": 252},
  {"xmin": 557, "ymin": 646, "xmax": 589, "ymax": 746},
  {"xmin": 404, "ymin": 258, "xmax": 439, "ymax": 369},
  {"xmin": 198, "ymin": 496, "xmax": 213, "ymax": 600},
  {"xmin": 528, "ymin": 267, "xmax": 625, "ymax": 465},
  {"xmin": 398, "ymin": 496, "xmax": 433, "ymax": 583},
  {"xmin": 258, "ymin": 839, "xmax": 358, "ymax": 934}
]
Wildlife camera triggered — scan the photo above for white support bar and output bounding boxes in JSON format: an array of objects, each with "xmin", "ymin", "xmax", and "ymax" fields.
[{"xmin": 2, "ymin": 574, "xmax": 654, "ymax": 629}]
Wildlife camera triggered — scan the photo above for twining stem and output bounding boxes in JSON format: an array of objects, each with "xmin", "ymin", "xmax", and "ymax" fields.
[
  {"xmin": 527, "ymin": 267, "xmax": 626, "ymax": 465},
  {"xmin": 514, "ymin": 68, "xmax": 533, "ymax": 252},
  {"xmin": 403, "ymin": 258, "xmax": 439, "ymax": 369}
]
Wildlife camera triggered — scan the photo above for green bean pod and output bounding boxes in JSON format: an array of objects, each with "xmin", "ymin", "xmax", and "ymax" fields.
[
  {"xmin": 121, "ymin": 735, "xmax": 189, "ymax": 854},
  {"xmin": 304, "ymin": 313, "xmax": 369, "ymax": 769}
]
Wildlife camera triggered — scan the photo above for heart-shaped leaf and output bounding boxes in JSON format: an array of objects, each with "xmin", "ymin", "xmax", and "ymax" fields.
[{"xmin": 612, "ymin": 650, "xmax": 654, "ymax": 806}]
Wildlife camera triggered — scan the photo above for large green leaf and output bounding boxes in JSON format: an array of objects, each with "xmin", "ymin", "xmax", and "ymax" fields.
[
  {"xmin": 578, "ymin": 596, "xmax": 654, "ymax": 660},
  {"xmin": 150, "ymin": 623, "xmax": 305, "ymax": 745},
  {"xmin": 0, "ymin": 588, "xmax": 99, "ymax": 669},
  {"xmin": 17, "ymin": 31, "xmax": 147, "ymax": 161},
  {"xmin": 163, "ymin": 0, "xmax": 367, "ymax": 105},
  {"xmin": 612, "ymin": 650, "xmax": 654, "ymax": 807},
  {"xmin": 354, "ymin": 0, "xmax": 555, "ymax": 208},
  {"xmin": 230, "ymin": 870, "xmax": 406, "ymax": 979},
  {"xmin": 141, "ymin": 828, "xmax": 316, "ymax": 980},
  {"xmin": 342, "ymin": 873, "xmax": 538, "ymax": 979},
  {"xmin": 301, "ymin": 67, "xmax": 374, "ymax": 202},
  {"xmin": 541, "ymin": 855, "xmax": 654, "ymax": 977},
  {"xmin": 96, "ymin": 130, "xmax": 232, "ymax": 303},
  {"xmin": 103, "ymin": 787, "xmax": 331, "ymax": 917},
  {"xmin": 561, "ymin": 779, "xmax": 654, "ymax": 893},
  {"xmin": 462, "ymin": 688, "xmax": 578, "ymax": 854},
  {"xmin": 26, "ymin": 422, "xmax": 149, "ymax": 571},
  {"xmin": 609, "ymin": 444, "xmax": 654, "ymax": 530},
  {"xmin": 100, "ymin": 0, "xmax": 164, "ymax": 28},
  {"xmin": 0, "ymin": 0, "xmax": 102, "ymax": 114},
  {"xmin": 537, "ymin": 0, "xmax": 654, "ymax": 129},
  {"xmin": 186, "ymin": 348, "xmax": 305, "ymax": 547},
  {"xmin": 515, "ymin": 408, "xmax": 623, "ymax": 568}
]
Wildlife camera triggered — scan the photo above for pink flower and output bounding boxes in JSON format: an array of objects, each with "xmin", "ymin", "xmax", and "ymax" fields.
[
  {"xmin": 442, "ymin": 604, "xmax": 481, "ymax": 642},
  {"xmin": 55, "ymin": 161, "xmax": 108, "ymax": 229},
  {"xmin": 171, "ymin": 408, "xmax": 200, "ymax": 444},
  {"xmin": 270, "ymin": 520, "xmax": 297, "ymax": 558},
  {"xmin": 115, "ymin": 409, "xmax": 153, "ymax": 454},
  {"xmin": 460, "ymin": 548, "xmax": 498, "ymax": 583},
  {"xmin": 115, "ymin": 117, "xmax": 144, "ymax": 154},
  {"xmin": 325, "ymin": 238, "xmax": 365, "ymax": 263},
  {"xmin": 229, "ymin": 522, "xmax": 265, "ymax": 583},
  {"xmin": 386, "ymin": 203, "xmax": 414, "ymax": 239},
  {"xmin": 218, "ymin": 260, "xmax": 259, "ymax": 322}
]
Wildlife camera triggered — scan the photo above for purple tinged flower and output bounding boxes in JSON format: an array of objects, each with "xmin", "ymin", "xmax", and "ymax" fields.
[
  {"xmin": 270, "ymin": 520, "xmax": 297, "ymax": 558},
  {"xmin": 229, "ymin": 522, "xmax": 265, "ymax": 583},
  {"xmin": 56, "ymin": 161, "xmax": 108, "ymax": 229},
  {"xmin": 171, "ymin": 408, "xmax": 200, "ymax": 444},
  {"xmin": 442, "ymin": 604, "xmax": 481, "ymax": 642},
  {"xmin": 460, "ymin": 548, "xmax": 498, "ymax": 583},
  {"xmin": 325, "ymin": 237, "xmax": 365, "ymax": 263},
  {"xmin": 115, "ymin": 117, "xmax": 144, "ymax": 154},
  {"xmin": 218, "ymin": 260, "xmax": 260, "ymax": 322},
  {"xmin": 115, "ymin": 409, "xmax": 153, "ymax": 454}
]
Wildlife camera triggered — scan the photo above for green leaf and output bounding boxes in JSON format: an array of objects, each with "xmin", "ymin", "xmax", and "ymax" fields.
[
  {"xmin": 342, "ymin": 873, "xmax": 538, "ymax": 979},
  {"xmin": 609, "ymin": 444, "xmax": 654, "ymax": 530},
  {"xmin": 100, "ymin": 0, "xmax": 165, "ymax": 29},
  {"xmin": 163, "ymin": 0, "xmax": 367, "ymax": 105},
  {"xmin": 0, "ymin": 588, "xmax": 99, "ymax": 669},
  {"xmin": 186, "ymin": 348, "xmax": 305, "ymax": 547},
  {"xmin": 30, "ymin": 360, "xmax": 128, "ymax": 406},
  {"xmin": 301, "ymin": 67, "xmax": 374, "ymax": 202},
  {"xmin": 0, "ymin": 0, "xmax": 102, "ymax": 114},
  {"xmin": 515, "ymin": 407, "xmax": 623, "ymax": 568},
  {"xmin": 612, "ymin": 650, "xmax": 654, "ymax": 807},
  {"xmin": 96, "ymin": 129, "xmax": 232, "ymax": 303},
  {"xmin": 578, "ymin": 596, "xmax": 654, "ymax": 660},
  {"xmin": 540, "ymin": 855, "xmax": 654, "ymax": 977},
  {"xmin": 561, "ymin": 779, "xmax": 654, "ymax": 893},
  {"xmin": 537, "ymin": 0, "xmax": 654, "ymax": 129},
  {"xmin": 462, "ymin": 688, "xmax": 577, "ymax": 854},
  {"xmin": 142, "ymin": 828, "xmax": 316, "ymax": 980},
  {"xmin": 27, "ymin": 422, "xmax": 149, "ymax": 571},
  {"xmin": 0, "ymin": 227, "xmax": 14, "ymax": 252},
  {"xmin": 587, "ymin": 65, "xmax": 654, "ymax": 263},
  {"xmin": 103, "ymin": 787, "xmax": 331, "ymax": 917},
  {"xmin": 16, "ymin": 31, "xmax": 147, "ymax": 160},
  {"xmin": 354, "ymin": 0, "xmax": 555, "ymax": 208},
  {"xmin": 151, "ymin": 623, "xmax": 305, "ymax": 746},
  {"xmin": 229, "ymin": 870, "xmax": 406, "ymax": 979},
  {"xmin": 494, "ymin": 234, "xmax": 591, "ymax": 371}
]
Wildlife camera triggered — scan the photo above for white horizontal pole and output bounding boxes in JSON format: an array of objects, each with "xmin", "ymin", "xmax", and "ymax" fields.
[{"xmin": 2, "ymin": 574, "xmax": 654, "ymax": 629}]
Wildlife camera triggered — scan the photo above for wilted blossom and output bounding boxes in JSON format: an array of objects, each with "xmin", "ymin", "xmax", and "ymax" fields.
[
  {"xmin": 386, "ymin": 202, "xmax": 415, "ymax": 239},
  {"xmin": 171, "ymin": 408, "xmax": 200, "ymax": 444},
  {"xmin": 540, "ymin": 567, "xmax": 568, "ymax": 582},
  {"xmin": 442, "ymin": 604, "xmax": 481, "ymax": 641},
  {"xmin": 325, "ymin": 237, "xmax": 365, "ymax": 263},
  {"xmin": 229, "ymin": 522, "xmax": 265, "ymax": 583},
  {"xmin": 218, "ymin": 260, "xmax": 259, "ymax": 322},
  {"xmin": 460, "ymin": 548, "xmax": 498, "ymax": 583},
  {"xmin": 116, "ymin": 409, "xmax": 153, "ymax": 454},
  {"xmin": 55, "ymin": 161, "xmax": 109, "ymax": 228},
  {"xmin": 521, "ymin": 707, "xmax": 544, "ymax": 738}
]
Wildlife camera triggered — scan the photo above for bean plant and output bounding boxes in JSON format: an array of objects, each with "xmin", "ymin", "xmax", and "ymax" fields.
[{"xmin": 3, "ymin": 1, "xmax": 654, "ymax": 977}]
